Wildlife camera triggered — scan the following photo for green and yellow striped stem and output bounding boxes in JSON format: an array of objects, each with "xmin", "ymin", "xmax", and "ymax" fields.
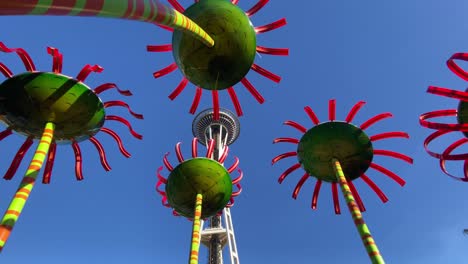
[
  {"xmin": 332, "ymin": 159, "xmax": 385, "ymax": 264},
  {"xmin": 189, "ymin": 193, "xmax": 203, "ymax": 264},
  {"xmin": 0, "ymin": 122, "xmax": 55, "ymax": 252},
  {"xmin": 0, "ymin": 0, "xmax": 214, "ymax": 47}
]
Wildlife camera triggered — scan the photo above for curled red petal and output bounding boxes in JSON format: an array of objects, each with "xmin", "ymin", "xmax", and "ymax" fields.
[
  {"xmin": 175, "ymin": 142, "xmax": 184, "ymax": 162},
  {"xmin": 332, "ymin": 183, "xmax": 341, "ymax": 214},
  {"xmin": 163, "ymin": 152, "xmax": 173, "ymax": 171},
  {"xmin": 89, "ymin": 136, "xmax": 111, "ymax": 171},
  {"xmin": 345, "ymin": 101, "xmax": 366, "ymax": 123},
  {"xmin": 328, "ymin": 99, "xmax": 336, "ymax": 121},
  {"xmin": 311, "ymin": 180, "xmax": 322, "ymax": 210},
  {"xmin": 105, "ymin": 115, "xmax": 143, "ymax": 139},
  {"xmin": 246, "ymin": 0, "xmax": 269, "ymax": 16},
  {"xmin": 189, "ymin": 87, "xmax": 203, "ymax": 114},
  {"xmin": 284, "ymin": 120, "xmax": 307, "ymax": 133},
  {"xmin": 0, "ymin": 63, "xmax": 13, "ymax": 78},
  {"xmin": 370, "ymin": 131, "xmax": 409, "ymax": 142},
  {"xmin": 94, "ymin": 83, "xmax": 132, "ymax": 96},
  {"xmin": 272, "ymin": 151, "xmax": 297, "ymax": 165},
  {"xmin": 147, "ymin": 44, "xmax": 172, "ymax": 52},
  {"xmin": 227, "ymin": 87, "xmax": 243, "ymax": 116},
  {"xmin": 4, "ymin": 137, "xmax": 33, "ymax": 180},
  {"xmin": 241, "ymin": 78, "xmax": 264, "ymax": 104},
  {"xmin": 373, "ymin": 149, "xmax": 413, "ymax": 164},
  {"xmin": 273, "ymin": 137, "xmax": 299, "ymax": 144},
  {"xmin": 439, "ymin": 139, "xmax": 468, "ymax": 182},
  {"xmin": 47, "ymin": 47, "xmax": 63, "ymax": 73},
  {"xmin": 360, "ymin": 112, "xmax": 392, "ymax": 130},
  {"xmin": 206, "ymin": 139, "xmax": 215, "ymax": 158},
  {"xmin": 419, "ymin": 109, "xmax": 468, "ymax": 131},
  {"xmin": 100, "ymin": 127, "xmax": 131, "ymax": 158},
  {"xmin": 251, "ymin": 63, "xmax": 281, "ymax": 83},
  {"xmin": 292, "ymin": 173, "xmax": 309, "ymax": 199},
  {"xmin": 255, "ymin": 18, "xmax": 287, "ymax": 34},
  {"xmin": 153, "ymin": 63, "xmax": 177, "ymax": 78},
  {"xmin": 167, "ymin": 0, "xmax": 185, "ymax": 12},
  {"xmin": 427, "ymin": 86, "xmax": 468, "ymax": 101},
  {"xmin": 361, "ymin": 174, "xmax": 389, "ymax": 203},
  {"xmin": 227, "ymin": 157, "xmax": 240, "ymax": 173},
  {"xmin": 370, "ymin": 163, "xmax": 405, "ymax": 186},
  {"xmin": 0, "ymin": 42, "xmax": 35, "ymax": 71},
  {"xmin": 347, "ymin": 180, "xmax": 365, "ymax": 212},
  {"xmin": 278, "ymin": 163, "xmax": 301, "ymax": 183},
  {"xmin": 169, "ymin": 77, "xmax": 189, "ymax": 101},
  {"xmin": 212, "ymin": 90, "xmax": 220, "ymax": 121},
  {"xmin": 218, "ymin": 146, "xmax": 229, "ymax": 164},
  {"xmin": 192, "ymin": 138, "xmax": 198, "ymax": 158},
  {"xmin": 76, "ymin": 64, "xmax": 103, "ymax": 82},
  {"xmin": 72, "ymin": 141, "xmax": 83, "ymax": 181},
  {"xmin": 304, "ymin": 106, "xmax": 320, "ymax": 125},
  {"xmin": 42, "ymin": 141, "xmax": 57, "ymax": 184},
  {"xmin": 256, "ymin": 45, "xmax": 289, "ymax": 56},
  {"xmin": 231, "ymin": 168, "xmax": 243, "ymax": 184},
  {"xmin": 104, "ymin": 101, "xmax": 143, "ymax": 119},
  {"xmin": 447, "ymin": 53, "xmax": 468, "ymax": 81}
]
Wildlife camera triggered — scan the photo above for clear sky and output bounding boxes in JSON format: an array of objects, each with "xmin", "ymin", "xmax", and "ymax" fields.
[{"xmin": 0, "ymin": 0, "xmax": 468, "ymax": 263}]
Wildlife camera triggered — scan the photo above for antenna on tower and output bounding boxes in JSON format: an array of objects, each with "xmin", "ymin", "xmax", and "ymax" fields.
[{"xmin": 193, "ymin": 108, "xmax": 241, "ymax": 264}]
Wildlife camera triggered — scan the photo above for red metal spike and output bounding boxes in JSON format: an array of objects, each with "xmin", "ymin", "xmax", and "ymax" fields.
[
  {"xmin": 4, "ymin": 137, "xmax": 33, "ymax": 180},
  {"xmin": 163, "ymin": 152, "xmax": 174, "ymax": 171},
  {"xmin": 104, "ymin": 101, "xmax": 143, "ymax": 119},
  {"xmin": 168, "ymin": 0, "xmax": 185, "ymax": 12},
  {"xmin": 42, "ymin": 141, "xmax": 57, "ymax": 184},
  {"xmin": 273, "ymin": 137, "xmax": 299, "ymax": 144},
  {"xmin": 212, "ymin": 90, "xmax": 220, "ymax": 121},
  {"xmin": 284, "ymin": 120, "xmax": 307, "ymax": 133},
  {"xmin": 345, "ymin": 101, "xmax": 366, "ymax": 123},
  {"xmin": 304, "ymin": 106, "xmax": 320, "ymax": 125},
  {"xmin": 218, "ymin": 146, "xmax": 229, "ymax": 164},
  {"xmin": 227, "ymin": 157, "xmax": 240, "ymax": 173},
  {"xmin": 332, "ymin": 182, "xmax": 341, "ymax": 214},
  {"xmin": 329, "ymin": 99, "xmax": 336, "ymax": 121},
  {"xmin": 271, "ymin": 151, "xmax": 297, "ymax": 165},
  {"xmin": 373, "ymin": 149, "xmax": 413, "ymax": 164},
  {"xmin": 76, "ymin": 64, "xmax": 103, "ymax": 82},
  {"xmin": 46, "ymin": 47, "xmax": 63, "ymax": 73},
  {"xmin": 227, "ymin": 87, "xmax": 243, "ymax": 116},
  {"xmin": 360, "ymin": 112, "xmax": 392, "ymax": 130},
  {"xmin": 447, "ymin": 53, "xmax": 468, "ymax": 81},
  {"xmin": 241, "ymin": 78, "xmax": 265, "ymax": 104},
  {"xmin": 278, "ymin": 163, "xmax": 301, "ymax": 183},
  {"xmin": 72, "ymin": 141, "xmax": 83, "ymax": 181},
  {"xmin": 251, "ymin": 63, "xmax": 281, "ymax": 83},
  {"xmin": 255, "ymin": 18, "xmax": 287, "ymax": 34},
  {"xmin": 94, "ymin": 83, "xmax": 132, "ymax": 96},
  {"xmin": 175, "ymin": 142, "xmax": 184, "ymax": 163},
  {"xmin": 361, "ymin": 174, "xmax": 389, "ymax": 203},
  {"xmin": 427, "ymin": 86, "xmax": 468, "ymax": 101},
  {"xmin": 105, "ymin": 115, "xmax": 143, "ymax": 139},
  {"xmin": 169, "ymin": 77, "xmax": 189, "ymax": 100},
  {"xmin": 370, "ymin": 131, "xmax": 409, "ymax": 142},
  {"xmin": 311, "ymin": 180, "xmax": 322, "ymax": 210},
  {"xmin": 231, "ymin": 0, "xmax": 239, "ymax": 5},
  {"xmin": 0, "ymin": 42, "xmax": 36, "ymax": 71},
  {"xmin": 89, "ymin": 136, "xmax": 111, "ymax": 171},
  {"xmin": 348, "ymin": 180, "xmax": 365, "ymax": 212},
  {"xmin": 100, "ymin": 127, "xmax": 131, "ymax": 158},
  {"xmin": 292, "ymin": 173, "xmax": 309, "ymax": 199},
  {"xmin": 370, "ymin": 163, "xmax": 405, "ymax": 186},
  {"xmin": 189, "ymin": 87, "xmax": 203, "ymax": 114},
  {"xmin": 0, "ymin": 63, "xmax": 13, "ymax": 78},
  {"xmin": 0, "ymin": 128, "xmax": 12, "ymax": 141},
  {"xmin": 206, "ymin": 139, "xmax": 215, "ymax": 158},
  {"xmin": 192, "ymin": 138, "xmax": 198, "ymax": 158},
  {"xmin": 153, "ymin": 63, "xmax": 178, "ymax": 78},
  {"xmin": 147, "ymin": 44, "xmax": 173, "ymax": 52},
  {"xmin": 420, "ymin": 109, "xmax": 468, "ymax": 131},
  {"xmin": 246, "ymin": 0, "xmax": 269, "ymax": 17},
  {"xmin": 232, "ymin": 169, "xmax": 243, "ymax": 184},
  {"xmin": 256, "ymin": 46, "xmax": 289, "ymax": 56}
]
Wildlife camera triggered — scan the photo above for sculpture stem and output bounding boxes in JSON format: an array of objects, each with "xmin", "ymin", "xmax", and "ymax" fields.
[
  {"xmin": 189, "ymin": 193, "xmax": 203, "ymax": 264},
  {"xmin": 0, "ymin": 122, "xmax": 55, "ymax": 252},
  {"xmin": 332, "ymin": 158, "xmax": 385, "ymax": 264}
]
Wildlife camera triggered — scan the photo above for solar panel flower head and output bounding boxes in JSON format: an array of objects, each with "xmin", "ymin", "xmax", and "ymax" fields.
[
  {"xmin": 0, "ymin": 42, "xmax": 143, "ymax": 251},
  {"xmin": 420, "ymin": 53, "xmax": 468, "ymax": 181},
  {"xmin": 156, "ymin": 137, "xmax": 242, "ymax": 263},
  {"xmin": 272, "ymin": 99, "xmax": 413, "ymax": 263},
  {"xmin": 148, "ymin": 0, "xmax": 288, "ymax": 120}
]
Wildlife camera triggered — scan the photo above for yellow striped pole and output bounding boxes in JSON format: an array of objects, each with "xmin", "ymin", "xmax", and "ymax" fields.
[
  {"xmin": 0, "ymin": 122, "xmax": 55, "ymax": 252},
  {"xmin": 189, "ymin": 193, "xmax": 203, "ymax": 264},
  {"xmin": 332, "ymin": 159, "xmax": 385, "ymax": 264}
]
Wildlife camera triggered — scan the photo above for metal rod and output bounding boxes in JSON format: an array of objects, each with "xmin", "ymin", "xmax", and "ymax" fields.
[
  {"xmin": 0, "ymin": 122, "xmax": 55, "ymax": 251},
  {"xmin": 332, "ymin": 158, "xmax": 385, "ymax": 264}
]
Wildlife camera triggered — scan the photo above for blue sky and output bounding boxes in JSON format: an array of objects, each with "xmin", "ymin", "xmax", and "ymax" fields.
[{"xmin": 1, "ymin": 0, "xmax": 468, "ymax": 263}]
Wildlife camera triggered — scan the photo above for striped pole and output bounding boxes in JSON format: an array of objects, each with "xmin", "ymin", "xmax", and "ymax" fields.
[
  {"xmin": 0, "ymin": 122, "xmax": 55, "ymax": 252},
  {"xmin": 332, "ymin": 158, "xmax": 385, "ymax": 264},
  {"xmin": 0, "ymin": 1, "xmax": 214, "ymax": 47},
  {"xmin": 189, "ymin": 193, "xmax": 203, "ymax": 264}
]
